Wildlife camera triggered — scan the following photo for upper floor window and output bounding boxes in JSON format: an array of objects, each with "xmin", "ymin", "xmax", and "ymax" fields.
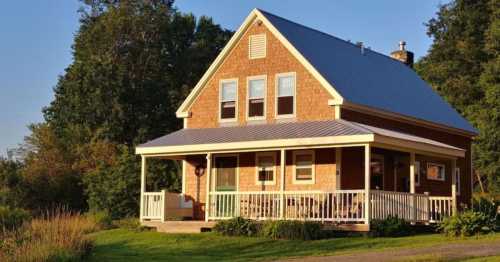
[
  {"xmin": 276, "ymin": 73, "xmax": 296, "ymax": 117},
  {"xmin": 427, "ymin": 162, "xmax": 445, "ymax": 181},
  {"xmin": 249, "ymin": 34, "xmax": 266, "ymax": 59},
  {"xmin": 247, "ymin": 76, "xmax": 266, "ymax": 120},
  {"xmin": 219, "ymin": 79, "xmax": 237, "ymax": 121}
]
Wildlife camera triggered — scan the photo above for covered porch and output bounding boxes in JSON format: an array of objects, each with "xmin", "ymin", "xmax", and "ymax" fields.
[{"xmin": 136, "ymin": 120, "xmax": 463, "ymax": 231}]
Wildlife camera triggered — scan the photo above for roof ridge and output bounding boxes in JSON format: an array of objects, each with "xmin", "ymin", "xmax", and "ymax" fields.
[
  {"xmin": 335, "ymin": 119, "xmax": 374, "ymax": 134},
  {"xmin": 257, "ymin": 8, "xmax": 403, "ymax": 64}
]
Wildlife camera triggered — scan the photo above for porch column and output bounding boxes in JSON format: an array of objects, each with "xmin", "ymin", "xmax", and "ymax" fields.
[
  {"xmin": 205, "ymin": 153, "xmax": 212, "ymax": 222},
  {"xmin": 140, "ymin": 155, "xmax": 147, "ymax": 221},
  {"xmin": 409, "ymin": 152, "xmax": 416, "ymax": 222},
  {"xmin": 410, "ymin": 152, "xmax": 416, "ymax": 194},
  {"xmin": 280, "ymin": 149, "xmax": 286, "ymax": 219},
  {"xmin": 451, "ymin": 158, "xmax": 457, "ymax": 215},
  {"xmin": 364, "ymin": 144, "xmax": 371, "ymax": 225}
]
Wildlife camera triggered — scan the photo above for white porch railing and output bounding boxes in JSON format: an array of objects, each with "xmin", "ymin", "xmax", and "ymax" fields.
[
  {"xmin": 142, "ymin": 190, "xmax": 454, "ymax": 224},
  {"xmin": 370, "ymin": 190, "xmax": 430, "ymax": 222},
  {"xmin": 142, "ymin": 192, "xmax": 164, "ymax": 220},
  {"xmin": 207, "ymin": 190, "xmax": 366, "ymax": 222},
  {"xmin": 429, "ymin": 196, "xmax": 454, "ymax": 223}
]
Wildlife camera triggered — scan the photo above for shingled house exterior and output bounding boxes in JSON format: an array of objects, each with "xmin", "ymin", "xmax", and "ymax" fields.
[{"xmin": 136, "ymin": 9, "xmax": 476, "ymax": 232}]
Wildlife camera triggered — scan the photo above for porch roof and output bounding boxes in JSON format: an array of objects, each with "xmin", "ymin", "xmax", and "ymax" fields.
[{"xmin": 136, "ymin": 120, "xmax": 465, "ymax": 157}]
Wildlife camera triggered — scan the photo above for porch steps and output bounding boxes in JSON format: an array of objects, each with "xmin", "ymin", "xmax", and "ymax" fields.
[{"xmin": 141, "ymin": 220, "xmax": 216, "ymax": 233}]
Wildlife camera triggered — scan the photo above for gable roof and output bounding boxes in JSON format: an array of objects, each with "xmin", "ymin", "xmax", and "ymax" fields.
[
  {"xmin": 176, "ymin": 9, "xmax": 476, "ymax": 135},
  {"xmin": 259, "ymin": 10, "xmax": 476, "ymax": 134}
]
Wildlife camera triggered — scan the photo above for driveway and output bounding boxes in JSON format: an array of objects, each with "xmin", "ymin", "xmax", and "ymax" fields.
[{"xmin": 279, "ymin": 240, "xmax": 500, "ymax": 262}]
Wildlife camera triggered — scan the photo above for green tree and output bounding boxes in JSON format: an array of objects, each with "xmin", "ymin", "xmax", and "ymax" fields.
[{"xmin": 416, "ymin": 0, "xmax": 500, "ymax": 196}]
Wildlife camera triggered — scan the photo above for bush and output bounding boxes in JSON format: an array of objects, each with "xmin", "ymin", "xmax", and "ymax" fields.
[
  {"xmin": 370, "ymin": 216, "xmax": 412, "ymax": 237},
  {"xmin": 439, "ymin": 210, "xmax": 494, "ymax": 237},
  {"xmin": 261, "ymin": 220, "xmax": 322, "ymax": 240},
  {"xmin": 112, "ymin": 217, "xmax": 149, "ymax": 232},
  {"xmin": 0, "ymin": 206, "xmax": 30, "ymax": 231},
  {"xmin": 472, "ymin": 197, "xmax": 499, "ymax": 232},
  {"xmin": 86, "ymin": 211, "xmax": 113, "ymax": 230},
  {"xmin": 0, "ymin": 209, "xmax": 98, "ymax": 261},
  {"xmin": 213, "ymin": 217, "xmax": 259, "ymax": 237}
]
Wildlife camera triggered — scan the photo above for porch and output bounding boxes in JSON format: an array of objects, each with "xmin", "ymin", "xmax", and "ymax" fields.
[{"xmin": 136, "ymin": 120, "xmax": 464, "ymax": 231}]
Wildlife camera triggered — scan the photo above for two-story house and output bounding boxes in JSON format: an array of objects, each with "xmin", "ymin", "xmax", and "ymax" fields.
[{"xmin": 136, "ymin": 9, "xmax": 476, "ymax": 232}]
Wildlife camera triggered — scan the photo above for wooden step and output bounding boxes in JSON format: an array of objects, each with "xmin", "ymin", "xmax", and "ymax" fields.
[{"xmin": 141, "ymin": 220, "xmax": 216, "ymax": 233}]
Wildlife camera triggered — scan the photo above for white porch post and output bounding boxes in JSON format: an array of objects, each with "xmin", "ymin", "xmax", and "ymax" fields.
[
  {"xmin": 280, "ymin": 149, "xmax": 286, "ymax": 219},
  {"xmin": 140, "ymin": 155, "xmax": 147, "ymax": 222},
  {"xmin": 205, "ymin": 153, "xmax": 212, "ymax": 222},
  {"xmin": 409, "ymin": 152, "xmax": 416, "ymax": 222},
  {"xmin": 451, "ymin": 158, "xmax": 457, "ymax": 215},
  {"xmin": 364, "ymin": 144, "xmax": 371, "ymax": 225}
]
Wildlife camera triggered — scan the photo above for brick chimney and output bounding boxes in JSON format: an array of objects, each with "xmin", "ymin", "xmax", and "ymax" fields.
[{"xmin": 390, "ymin": 41, "xmax": 414, "ymax": 68}]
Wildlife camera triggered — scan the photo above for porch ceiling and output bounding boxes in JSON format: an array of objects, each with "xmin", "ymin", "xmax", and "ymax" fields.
[{"xmin": 136, "ymin": 120, "xmax": 465, "ymax": 157}]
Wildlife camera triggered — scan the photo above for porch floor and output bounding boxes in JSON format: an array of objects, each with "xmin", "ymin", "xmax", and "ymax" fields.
[{"xmin": 141, "ymin": 220, "xmax": 216, "ymax": 234}]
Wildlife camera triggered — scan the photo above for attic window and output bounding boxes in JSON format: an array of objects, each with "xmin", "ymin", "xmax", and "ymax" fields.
[{"xmin": 249, "ymin": 34, "xmax": 266, "ymax": 59}]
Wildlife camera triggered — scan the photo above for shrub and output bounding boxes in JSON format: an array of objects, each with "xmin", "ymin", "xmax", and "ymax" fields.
[
  {"xmin": 0, "ymin": 206, "xmax": 30, "ymax": 231},
  {"xmin": 370, "ymin": 216, "xmax": 412, "ymax": 237},
  {"xmin": 261, "ymin": 220, "xmax": 322, "ymax": 240},
  {"xmin": 0, "ymin": 209, "xmax": 98, "ymax": 261},
  {"xmin": 472, "ymin": 197, "xmax": 499, "ymax": 232},
  {"xmin": 213, "ymin": 217, "xmax": 259, "ymax": 237},
  {"xmin": 112, "ymin": 217, "xmax": 149, "ymax": 231},
  {"xmin": 86, "ymin": 211, "xmax": 113, "ymax": 230},
  {"xmin": 439, "ymin": 210, "xmax": 494, "ymax": 237}
]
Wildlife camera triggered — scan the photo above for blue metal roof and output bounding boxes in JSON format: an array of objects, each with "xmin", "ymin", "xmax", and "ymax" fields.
[{"xmin": 259, "ymin": 10, "xmax": 476, "ymax": 134}]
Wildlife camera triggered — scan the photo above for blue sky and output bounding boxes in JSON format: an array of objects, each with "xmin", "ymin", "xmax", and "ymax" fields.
[{"xmin": 0, "ymin": 0, "xmax": 448, "ymax": 157}]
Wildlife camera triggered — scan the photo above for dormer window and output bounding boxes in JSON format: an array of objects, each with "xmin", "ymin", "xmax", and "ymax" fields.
[
  {"xmin": 219, "ymin": 79, "xmax": 237, "ymax": 121},
  {"xmin": 249, "ymin": 34, "xmax": 266, "ymax": 59},
  {"xmin": 247, "ymin": 76, "xmax": 266, "ymax": 120},
  {"xmin": 276, "ymin": 73, "xmax": 296, "ymax": 117}
]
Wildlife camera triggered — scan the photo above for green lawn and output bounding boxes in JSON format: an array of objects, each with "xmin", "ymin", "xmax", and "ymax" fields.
[{"xmin": 87, "ymin": 229, "xmax": 500, "ymax": 262}]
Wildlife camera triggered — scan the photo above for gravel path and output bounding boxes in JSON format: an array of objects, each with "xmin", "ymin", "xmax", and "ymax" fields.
[{"xmin": 278, "ymin": 240, "xmax": 500, "ymax": 262}]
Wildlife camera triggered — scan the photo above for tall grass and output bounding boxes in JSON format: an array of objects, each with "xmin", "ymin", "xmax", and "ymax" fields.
[{"xmin": 0, "ymin": 209, "xmax": 103, "ymax": 262}]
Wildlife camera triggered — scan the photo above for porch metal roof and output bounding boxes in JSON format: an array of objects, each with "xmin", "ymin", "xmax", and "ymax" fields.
[
  {"xmin": 137, "ymin": 120, "xmax": 463, "ymax": 156},
  {"xmin": 139, "ymin": 120, "xmax": 368, "ymax": 148}
]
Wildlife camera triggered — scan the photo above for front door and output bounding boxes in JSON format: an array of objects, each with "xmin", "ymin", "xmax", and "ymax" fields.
[{"xmin": 215, "ymin": 156, "xmax": 237, "ymax": 192}]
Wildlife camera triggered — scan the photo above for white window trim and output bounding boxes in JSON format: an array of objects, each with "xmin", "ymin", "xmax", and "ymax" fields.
[
  {"xmin": 415, "ymin": 161, "xmax": 421, "ymax": 187},
  {"xmin": 427, "ymin": 162, "xmax": 446, "ymax": 181},
  {"xmin": 248, "ymin": 34, "xmax": 266, "ymax": 59},
  {"xmin": 292, "ymin": 150, "xmax": 315, "ymax": 185},
  {"xmin": 275, "ymin": 72, "xmax": 297, "ymax": 119},
  {"xmin": 213, "ymin": 154, "xmax": 239, "ymax": 192},
  {"xmin": 218, "ymin": 78, "xmax": 238, "ymax": 123},
  {"xmin": 246, "ymin": 75, "xmax": 267, "ymax": 121},
  {"xmin": 455, "ymin": 167, "xmax": 461, "ymax": 196},
  {"xmin": 255, "ymin": 152, "xmax": 276, "ymax": 185}
]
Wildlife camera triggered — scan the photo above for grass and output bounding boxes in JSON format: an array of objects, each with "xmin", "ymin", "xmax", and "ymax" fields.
[{"xmin": 88, "ymin": 229, "xmax": 500, "ymax": 262}]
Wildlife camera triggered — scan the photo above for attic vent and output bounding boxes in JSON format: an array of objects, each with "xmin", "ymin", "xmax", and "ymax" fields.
[{"xmin": 249, "ymin": 34, "xmax": 266, "ymax": 59}]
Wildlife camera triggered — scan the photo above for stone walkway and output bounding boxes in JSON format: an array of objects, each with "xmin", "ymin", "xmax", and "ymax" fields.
[{"xmin": 279, "ymin": 240, "xmax": 500, "ymax": 262}]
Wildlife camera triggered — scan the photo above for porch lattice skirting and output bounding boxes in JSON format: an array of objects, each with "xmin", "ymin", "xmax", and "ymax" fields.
[{"xmin": 141, "ymin": 190, "xmax": 453, "ymax": 224}]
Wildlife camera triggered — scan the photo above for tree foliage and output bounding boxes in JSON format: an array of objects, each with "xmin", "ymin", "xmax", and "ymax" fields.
[
  {"xmin": 0, "ymin": 0, "xmax": 232, "ymax": 217},
  {"xmin": 416, "ymin": 0, "xmax": 500, "ymax": 196}
]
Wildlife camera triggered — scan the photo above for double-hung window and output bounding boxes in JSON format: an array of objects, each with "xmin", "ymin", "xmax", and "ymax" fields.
[
  {"xmin": 455, "ymin": 167, "xmax": 461, "ymax": 195},
  {"xmin": 276, "ymin": 73, "xmax": 295, "ymax": 117},
  {"xmin": 256, "ymin": 152, "xmax": 275, "ymax": 185},
  {"xmin": 247, "ymin": 76, "xmax": 266, "ymax": 119},
  {"xmin": 220, "ymin": 79, "xmax": 237, "ymax": 121},
  {"xmin": 293, "ymin": 150, "xmax": 314, "ymax": 184}
]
